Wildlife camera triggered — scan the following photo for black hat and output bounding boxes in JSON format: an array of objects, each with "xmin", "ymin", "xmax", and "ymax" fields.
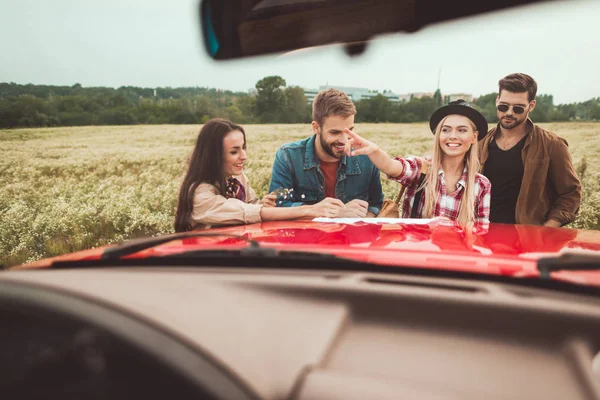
[{"xmin": 429, "ymin": 100, "xmax": 489, "ymax": 141}]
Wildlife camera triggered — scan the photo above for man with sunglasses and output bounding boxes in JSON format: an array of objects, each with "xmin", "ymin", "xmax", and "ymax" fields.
[{"xmin": 479, "ymin": 73, "xmax": 581, "ymax": 227}]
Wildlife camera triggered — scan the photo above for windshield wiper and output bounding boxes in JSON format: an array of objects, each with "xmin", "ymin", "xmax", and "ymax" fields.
[
  {"xmin": 100, "ymin": 232, "xmax": 274, "ymax": 260},
  {"xmin": 537, "ymin": 253, "xmax": 600, "ymax": 279},
  {"xmin": 49, "ymin": 247, "xmax": 350, "ymax": 270}
]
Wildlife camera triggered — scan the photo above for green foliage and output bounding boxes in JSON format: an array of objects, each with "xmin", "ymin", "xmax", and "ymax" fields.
[
  {"xmin": 363, "ymin": 94, "xmax": 392, "ymax": 122},
  {"xmin": 236, "ymin": 96, "xmax": 257, "ymax": 123},
  {"xmin": 473, "ymin": 93, "xmax": 499, "ymax": 124},
  {"xmin": 255, "ymin": 76, "xmax": 287, "ymax": 123},
  {"xmin": 356, "ymin": 95, "xmax": 438, "ymax": 123},
  {"xmin": 2, "ymin": 82, "xmax": 600, "ymax": 130},
  {"xmin": 281, "ymin": 86, "xmax": 311, "ymax": 123},
  {"xmin": 0, "ymin": 82, "xmax": 250, "ymax": 129},
  {"xmin": 529, "ymin": 94, "xmax": 554, "ymax": 122},
  {"xmin": 253, "ymin": 77, "xmax": 311, "ymax": 123},
  {"xmin": 434, "ymin": 89, "xmax": 442, "ymax": 107}
]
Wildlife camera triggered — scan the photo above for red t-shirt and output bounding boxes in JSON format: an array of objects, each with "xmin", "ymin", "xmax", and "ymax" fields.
[{"xmin": 319, "ymin": 160, "xmax": 340, "ymax": 198}]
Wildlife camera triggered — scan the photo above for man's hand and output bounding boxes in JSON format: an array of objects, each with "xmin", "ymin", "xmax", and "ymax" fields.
[
  {"xmin": 544, "ymin": 219, "xmax": 562, "ymax": 228},
  {"xmin": 307, "ymin": 197, "xmax": 345, "ymax": 218},
  {"xmin": 335, "ymin": 199, "xmax": 369, "ymax": 218},
  {"xmin": 260, "ymin": 192, "xmax": 277, "ymax": 207}
]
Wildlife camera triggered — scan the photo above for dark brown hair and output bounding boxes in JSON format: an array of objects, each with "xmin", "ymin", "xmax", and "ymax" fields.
[
  {"xmin": 174, "ymin": 118, "xmax": 246, "ymax": 232},
  {"xmin": 498, "ymin": 73, "xmax": 538, "ymax": 102},
  {"xmin": 312, "ymin": 88, "xmax": 356, "ymax": 127}
]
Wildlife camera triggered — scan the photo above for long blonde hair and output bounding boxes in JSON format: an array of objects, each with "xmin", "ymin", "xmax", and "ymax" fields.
[{"xmin": 421, "ymin": 116, "xmax": 480, "ymax": 229}]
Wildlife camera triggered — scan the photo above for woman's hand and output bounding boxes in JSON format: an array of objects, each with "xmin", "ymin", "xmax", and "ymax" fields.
[
  {"xmin": 344, "ymin": 128, "xmax": 403, "ymax": 177},
  {"xmin": 344, "ymin": 129, "xmax": 380, "ymax": 156},
  {"xmin": 260, "ymin": 192, "xmax": 277, "ymax": 207}
]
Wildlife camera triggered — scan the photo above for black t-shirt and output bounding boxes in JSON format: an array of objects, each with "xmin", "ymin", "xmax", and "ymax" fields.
[{"xmin": 484, "ymin": 135, "xmax": 528, "ymax": 224}]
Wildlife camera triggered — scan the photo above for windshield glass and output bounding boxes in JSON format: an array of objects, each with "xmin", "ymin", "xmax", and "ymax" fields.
[{"xmin": 1, "ymin": 0, "xmax": 600, "ymax": 271}]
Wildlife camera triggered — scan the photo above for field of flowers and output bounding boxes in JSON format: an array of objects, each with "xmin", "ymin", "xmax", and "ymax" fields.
[{"xmin": 2, "ymin": 122, "xmax": 600, "ymax": 267}]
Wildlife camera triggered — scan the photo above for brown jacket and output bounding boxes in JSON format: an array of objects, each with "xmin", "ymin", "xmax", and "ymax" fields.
[{"xmin": 479, "ymin": 119, "xmax": 581, "ymax": 226}]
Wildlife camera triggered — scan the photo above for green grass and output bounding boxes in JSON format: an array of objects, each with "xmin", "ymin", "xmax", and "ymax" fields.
[{"xmin": 1, "ymin": 122, "xmax": 599, "ymax": 267}]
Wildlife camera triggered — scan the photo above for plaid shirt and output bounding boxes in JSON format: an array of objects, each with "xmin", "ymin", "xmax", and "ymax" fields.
[{"xmin": 389, "ymin": 157, "xmax": 491, "ymax": 223}]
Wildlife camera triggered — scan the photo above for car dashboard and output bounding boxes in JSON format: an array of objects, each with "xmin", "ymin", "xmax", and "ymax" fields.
[{"xmin": 2, "ymin": 267, "xmax": 600, "ymax": 400}]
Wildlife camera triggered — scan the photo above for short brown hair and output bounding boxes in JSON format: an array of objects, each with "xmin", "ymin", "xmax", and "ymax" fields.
[
  {"xmin": 312, "ymin": 88, "xmax": 356, "ymax": 127},
  {"xmin": 498, "ymin": 73, "xmax": 538, "ymax": 102}
]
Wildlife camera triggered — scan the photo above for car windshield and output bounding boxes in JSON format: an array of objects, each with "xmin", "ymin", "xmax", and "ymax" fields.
[{"xmin": 1, "ymin": 0, "xmax": 600, "ymax": 273}]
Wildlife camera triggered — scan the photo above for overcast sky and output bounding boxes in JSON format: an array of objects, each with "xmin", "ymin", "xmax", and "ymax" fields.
[{"xmin": 1, "ymin": 0, "xmax": 599, "ymax": 104}]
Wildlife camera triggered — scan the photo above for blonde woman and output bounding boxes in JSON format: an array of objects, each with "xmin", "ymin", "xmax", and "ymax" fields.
[{"xmin": 345, "ymin": 100, "xmax": 491, "ymax": 228}]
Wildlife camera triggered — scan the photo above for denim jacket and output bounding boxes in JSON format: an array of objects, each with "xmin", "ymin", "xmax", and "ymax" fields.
[{"xmin": 268, "ymin": 135, "xmax": 384, "ymax": 215}]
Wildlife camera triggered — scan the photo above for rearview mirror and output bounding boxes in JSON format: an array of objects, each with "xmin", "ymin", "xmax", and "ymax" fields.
[{"xmin": 199, "ymin": 0, "xmax": 552, "ymax": 60}]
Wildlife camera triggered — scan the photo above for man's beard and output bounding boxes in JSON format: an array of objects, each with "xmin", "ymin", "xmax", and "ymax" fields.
[
  {"xmin": 319, "ymin": 134, "xmax": 344, "ymax": 159},
  {"xmin": 499, "ymin": 115, "xmax": 527, "ymax": 130}
]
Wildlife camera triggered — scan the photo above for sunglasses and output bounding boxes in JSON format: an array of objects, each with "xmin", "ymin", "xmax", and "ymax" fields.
[{"xmin": 497, "ymin": 104, "xmax": 528, "ymax": 114}]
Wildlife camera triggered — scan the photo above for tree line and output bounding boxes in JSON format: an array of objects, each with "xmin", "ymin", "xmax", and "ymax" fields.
[{"xmin": 1, "ymin": 77, "xmax": 599, "ymax": 129}]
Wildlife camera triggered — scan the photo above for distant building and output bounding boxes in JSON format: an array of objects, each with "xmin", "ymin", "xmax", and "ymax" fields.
[
  {"xmin": 302, "ymin": 86, "xmax": 473, "ymax": 105},
  {"xmin": 304, "ymin": 88, "xmax": 319, "ymax": 104},
  {"xmin": 303, "ymin": 85, "xmax": 403, "ymax": 104}
]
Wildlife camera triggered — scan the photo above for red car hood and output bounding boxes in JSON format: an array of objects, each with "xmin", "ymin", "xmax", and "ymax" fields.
[{"xmin": 15, "ymin": 220, "xmax": 600, "ymax": 287}]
